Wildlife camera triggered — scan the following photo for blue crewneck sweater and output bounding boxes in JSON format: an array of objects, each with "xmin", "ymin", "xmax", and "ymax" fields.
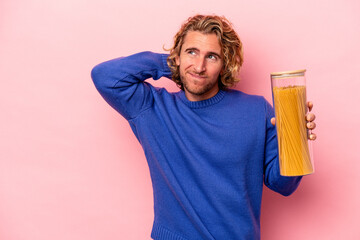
[{"xmin": 91, "ymin": 51, "xmax": 302, "ymax": 240}]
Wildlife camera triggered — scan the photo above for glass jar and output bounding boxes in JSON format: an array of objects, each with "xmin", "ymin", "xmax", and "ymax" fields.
[{"xmin": 271, "ymin": 69, "xmax": 314, "ymax": 176}]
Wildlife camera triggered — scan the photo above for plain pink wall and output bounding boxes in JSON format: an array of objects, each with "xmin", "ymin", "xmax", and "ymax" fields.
[{"xmin": 1, "ymin": 0, "xmax": 359, "ymax": 239}]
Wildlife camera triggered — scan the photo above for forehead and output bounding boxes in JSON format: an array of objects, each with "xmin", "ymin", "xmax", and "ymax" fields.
[{"xmin": 182, "ymin": 31, "xmax": 222, "ymax": 55}]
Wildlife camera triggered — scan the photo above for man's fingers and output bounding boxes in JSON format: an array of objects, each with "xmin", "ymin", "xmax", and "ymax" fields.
[
  {"xmin": 272, "ymin": 101, "xmax": 317, "ymax": 140},
  {"xmin": 306, "ymin": 113, "xmax": 316, "ymax": 122},
  {"xmin": 307, "ymin": 101, "xmax": 313, "ymax": 112},
  {"xmin": 271, "ymin": 117, "xmax": 275, "ymax": 126},
  {"xmin": 309, "ymin": 133, "xmax": 317, "ymax": 140},
  {"xmin": 306, "ymin": 121, "xmax": 316, "ymax": 130}
]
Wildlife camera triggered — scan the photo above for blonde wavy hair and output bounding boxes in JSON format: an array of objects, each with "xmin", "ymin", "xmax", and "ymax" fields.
[{"xmin": 166, "ymin": 14, "xmax": 244, "ymax": 90}]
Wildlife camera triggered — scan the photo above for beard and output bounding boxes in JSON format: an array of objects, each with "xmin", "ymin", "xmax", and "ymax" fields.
[{"xmin": 180, "ymin": 72, "xmax": 220, "ymax": 96}]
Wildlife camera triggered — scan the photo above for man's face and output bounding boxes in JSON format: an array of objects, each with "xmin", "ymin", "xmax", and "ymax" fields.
[{"xmin": 175, "ymin": 31, "xmax": 223, "ymax": 101}]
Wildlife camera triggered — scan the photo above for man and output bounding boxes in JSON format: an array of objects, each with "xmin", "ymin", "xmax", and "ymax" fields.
[{"xmin": 91, "ymin": 14, "xmax": 316, "ymax": 240}]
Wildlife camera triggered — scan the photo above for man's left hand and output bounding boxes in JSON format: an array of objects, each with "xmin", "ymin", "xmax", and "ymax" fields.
[{"xmin": 271, "ymin": 101, "xmax": 317, "ymax": 140}]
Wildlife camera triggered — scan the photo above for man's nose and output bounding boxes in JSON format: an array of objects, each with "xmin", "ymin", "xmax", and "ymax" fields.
[{"xmin": 194, "ymin": 56, "xmax": 206, "ymax": 73}]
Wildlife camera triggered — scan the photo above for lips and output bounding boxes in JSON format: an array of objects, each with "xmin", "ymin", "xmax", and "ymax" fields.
[{"xmin": 188, "ymin": 72, "xmax": 207, "ymax": 80}]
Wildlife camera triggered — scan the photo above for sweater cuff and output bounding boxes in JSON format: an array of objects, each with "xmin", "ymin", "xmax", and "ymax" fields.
[{"xmin": 161, "ymin": 53, "xmax": 173, "ymax": 79}]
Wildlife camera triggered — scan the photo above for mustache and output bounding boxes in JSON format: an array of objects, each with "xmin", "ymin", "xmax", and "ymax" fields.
[{"xmin": 189, "ymin": 70, "xmax": 207, "ymax": 77}]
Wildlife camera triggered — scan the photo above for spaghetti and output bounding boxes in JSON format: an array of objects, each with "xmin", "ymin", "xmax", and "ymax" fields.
[{"xmin": 273, "ymin": 85, "xmax": 313, "ymax": 176}]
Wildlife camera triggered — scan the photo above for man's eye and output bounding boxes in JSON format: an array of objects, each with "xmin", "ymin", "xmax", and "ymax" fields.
[
  {"xmin": 208, "ymin": 55, "xmax": 216, "ymax": 60},
  {"xmin": 187, "ymin": 50, "xmax": 196, "ymax": 55}
]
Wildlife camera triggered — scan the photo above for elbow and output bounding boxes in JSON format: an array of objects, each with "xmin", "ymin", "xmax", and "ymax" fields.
[
  {"xmin": 279, "ymin": 188, "xmax": 297, "ymax": 197},
  {"xmin": 91, "ymin": 62, "xmax": 115, "ymax": 97},
  {"xmin": 91, "ymin": 63, "xmax": 105, "ymax": 90},
  {"xmin": 277, "ymin": 176, "xmax": 303, "ymax": 196},
  {"xmin": 265, "ymin": 175, "xmax": 303, "ymax": 197}
]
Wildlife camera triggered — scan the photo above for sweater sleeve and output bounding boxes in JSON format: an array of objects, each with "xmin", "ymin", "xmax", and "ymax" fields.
[
  {"xmin": 91, "ymin": 51, "xmax": 172, "ymax": 120},
  {"xmin": 263, "ymin": 100, "xmax": 302, "ymax": 196}
]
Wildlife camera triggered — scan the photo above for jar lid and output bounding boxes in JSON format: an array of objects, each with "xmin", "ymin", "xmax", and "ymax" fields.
[{"xmin": 271, "ymin": 69, "xmax": 306, "ymax": 79}]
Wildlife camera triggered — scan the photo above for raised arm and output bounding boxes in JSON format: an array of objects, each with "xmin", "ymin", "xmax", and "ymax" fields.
[
  {"xmin": 263, "ymin": 100, "xmax": 302, "ymax": 196},
  {"xmin": 91, "ymin": 51, "xmax": 172, "ymax": 120}
]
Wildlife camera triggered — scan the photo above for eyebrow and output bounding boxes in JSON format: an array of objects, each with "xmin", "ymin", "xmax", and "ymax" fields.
[{"xmin": 184, "ymin": 47, "xmax": 222, "ymax": 59}]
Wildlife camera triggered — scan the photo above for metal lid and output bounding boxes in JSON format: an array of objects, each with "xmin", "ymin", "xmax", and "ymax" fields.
[{"xmin": 271, "ymin": 69, "xmax": 306, "ymax": 79}]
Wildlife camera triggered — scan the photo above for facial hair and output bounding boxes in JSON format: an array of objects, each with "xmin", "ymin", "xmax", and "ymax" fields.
[{"xmin": 180, "ymin": 72, "xmax": 219, "ymax": 96}]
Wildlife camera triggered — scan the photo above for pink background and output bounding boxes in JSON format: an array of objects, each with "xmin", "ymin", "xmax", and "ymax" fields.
[{"xmin": 1, "ymin": 0, "xmax": 359, "ymax": 239}]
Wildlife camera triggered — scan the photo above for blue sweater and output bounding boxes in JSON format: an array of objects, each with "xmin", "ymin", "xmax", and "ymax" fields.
[{"xmin": 91, "ymin": 51, "xmax": 302, "ymax": 240}]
